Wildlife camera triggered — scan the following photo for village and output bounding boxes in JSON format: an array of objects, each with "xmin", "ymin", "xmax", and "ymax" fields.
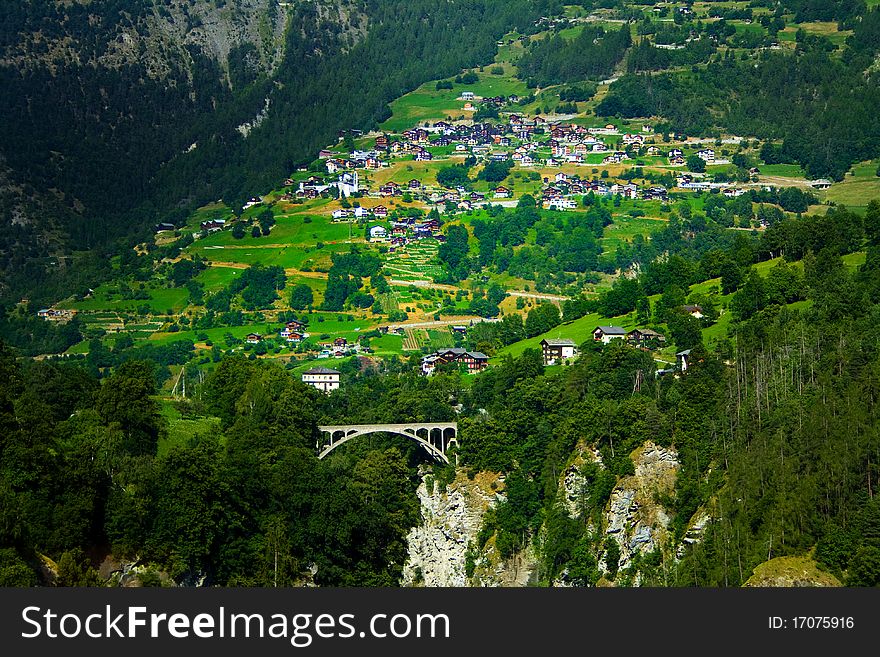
[{"xmin": 33, "ymin": 7, "xmax": 870, "ymax": 390}]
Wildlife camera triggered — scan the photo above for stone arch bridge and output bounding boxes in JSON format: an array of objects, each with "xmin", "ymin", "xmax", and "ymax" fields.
[{"xmin": 317, "ymin": 422, "xmax": 458, "ymax": 463}]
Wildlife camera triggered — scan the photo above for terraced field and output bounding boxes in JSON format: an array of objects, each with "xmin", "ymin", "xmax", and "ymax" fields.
[{"xmin": 383, "ymin": 239, "xmax": 443, "ymax": 281}]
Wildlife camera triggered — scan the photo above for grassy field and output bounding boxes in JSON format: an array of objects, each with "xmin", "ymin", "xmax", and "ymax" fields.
[
  {"xmin": 759, "ymin": 163, "xmax": 806, "ymax": 178},
  {"xmin": 193, "ymin": 241, "xmax": 356, "ymax": 271},
  {"xmin": 62, "ymin": 283, "xmax": 189, "ymax": 314},
  {"xmin": 601, "ymin": 216, "xmax": 667, "ymax": 254},
  {"xmin": 195, "ymin": 266, "xmax": 242, "ymax": 293},
  {"xmin": 157, "ymin": 399, "xmax": 223, "ymax": 457},
  {"xmin": 380, "ymin": 71, "xmax": 529, "ymax": 132},
  {"xmin": 818, "ymin": 160, "xmax": 880, "ymax": 212},
  {"xmin": 778, "ymin": 22, "xmax": 853, "ymax": 47}
]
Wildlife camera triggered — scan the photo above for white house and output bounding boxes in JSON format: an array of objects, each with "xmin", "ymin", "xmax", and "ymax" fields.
[
  {"xmin": 592, "ymin": 325, "xmax": 626, "ymax": 344},
  {"xmin": 369, "ymin": 225, "xmax": 387, "ymax": 239},
  {"xmin": 302, "ymin": 367, "xmax": 341, "ymax": 393}
]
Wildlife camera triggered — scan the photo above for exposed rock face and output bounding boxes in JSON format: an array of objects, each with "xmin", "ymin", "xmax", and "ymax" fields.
[
  {"xmin": 561, "ymin": 445, "xmax": 603, "ymax": 518},
  {"xmin": 603, "ymin": 442, "xmax": 679, "ymax": 574},
  {"xmin": 402, "ymin": 470, "xmax": 536, "ymax": 587}
]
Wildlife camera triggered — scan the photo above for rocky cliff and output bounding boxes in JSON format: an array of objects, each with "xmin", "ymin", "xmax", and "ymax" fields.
[
  {"xmin": 602, "ymin": 442, "xmax": 679, "ymax": 575},
  {"xmin": 401, "ymin": 470, "xmax": 537, "ymax": 587}
]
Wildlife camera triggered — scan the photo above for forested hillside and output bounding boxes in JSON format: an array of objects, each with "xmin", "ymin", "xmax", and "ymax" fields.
[
  {"xmin": 4, "ymin": 0, "xmax": 880, "ymax": 589},
  {"xmin": 0, "ymin": 0, "xmax": 547, "ymax": 309}
]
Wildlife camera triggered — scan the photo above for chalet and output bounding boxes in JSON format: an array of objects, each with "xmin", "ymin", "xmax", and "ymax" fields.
[
  {"xmin": 408, "ymin": 179, "xmax": 422, "ymax": 189},
  {"xmin": 643, "ymin": 186, "xmax": 669, "ymax": 201},
  {"xmin": 318, "ymin": 149, "xmax": 334, "ymax": 159},
  {"xmin": 154, "ymin": 222, "xmax": 176, "ymax": 233},
  {"xmin": 592, "ymin": 325, "xmax": 626, "ymax": 344},
  {"xmin": 243, "ymin": 197, "xmax": 262, "ymax": 209},
  {"xmin": 668, "ymin": 149, "xmax": 683, "ymax": 159},
  {"xmin": 555, "ymin": 172, "xmax": 568, "ymax": 183},
  {"xmin": 611, "ymin": 183, "xmax": 639, "ymax": 199},
  {"xmin": 451, "ymin": 325, "xmax": 468, "ymax": 335},
  {"xmin": 373, "ymin": 205, "xmax": 388, "ymax": 218},
  {"xmin": 626, "ymin": 328, "xmax": 666, "ymax": 347},
  {"xmin": 200, "ymin": 219, "xmax": 226, "ymax": 232},
  {"xmin": 646, "ymin": 146, "xmax": 661, "ymax": 157},
  {"xmin": 682, "ymin": 304, "xmax": 704, "ymax": 319},
  {"xmin": 603, "ymin": 152, "xmax": 629, "ymax": 165},
  {"xmin": 420, "ymin": 355, "xmax": 442, "ymax": 376},
  {"xmin": 302, "ymin": 367, "xmax": 341, "ymax": 393},
  {"xmin": 696, "ymin": 148, "xmax": 715, "ymax": 163},
  {"xmin": 332, "ymin": 209, "xmax": 350, "ymax": 220},
  {"xmin": 334, "ymin": 337, "xmax": 348, "ymax": 347},
  {"xmin": 460, "ymin": 91, "xmax": 475, "ymax": 100},
  {"xmin": 246, "ymin": 333, "xmax": 263, "ymax": 344},
  {"xmin": 379, "ymin": 182, "xmax": 401, "ymax": 196},
  {"xmin": 37, "ymin": 308, "xmax": 76, "ymax": 321},
  {"xmin": 415, "ymin": 150, "xmax": 433, "ymax": 161},
  {"xmin": 375, "ymin": 135, "xmax": 389, "ymax": 150},
  {"xmin": 541, "ymin": 338, "xmax": 578, "ymax": 366},
  {"xmin": 369, "ymin": 225, "xmax": 387, "ymax": 239},
  {"xmin": 422, "ymin": 348, "xmax": 489, "ymax": 375},
  {"xmin": 282, "ymin": 330, "xmax": 304, "ymax": 343},
  {"xmin": 811, "ymin": 179, "xmax": 832, "ymax": 190},
  {"xmin": 494, "ymin": 186, "xmax": 511, "ymax": 198},
  {"xmin": 544, "ymin": 197, "xmax": 577, "ymax": 211}
]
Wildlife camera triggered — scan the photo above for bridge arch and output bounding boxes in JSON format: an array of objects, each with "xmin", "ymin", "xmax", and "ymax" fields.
[{"xmin": 317, "ymin": 422, "xmax": 458, "ymax": 463}]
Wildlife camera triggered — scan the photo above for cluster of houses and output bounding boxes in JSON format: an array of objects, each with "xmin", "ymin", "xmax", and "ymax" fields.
[
  {"xmin": 298, "ymin": 113, "xmax": 755, "ymax": 212},
  {"xmin": 420, "ymin": 348, "xmax": 489, "ymax": 375},
  {"xmin": 540, "ymin": 171, "xmax": 670, "ymax": 209},
  {"xmin": 541, "ymin": 325, "xmax": 693, "ymax": 374},
  {"xmin": 382, "ymin": 216, "xmax": 442, "ymax": 249}
]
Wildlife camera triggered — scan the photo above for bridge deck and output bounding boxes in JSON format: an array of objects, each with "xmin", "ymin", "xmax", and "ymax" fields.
[{"xmin": 319, "ymin": 422, "xmax": 457, "ymax": 432}]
